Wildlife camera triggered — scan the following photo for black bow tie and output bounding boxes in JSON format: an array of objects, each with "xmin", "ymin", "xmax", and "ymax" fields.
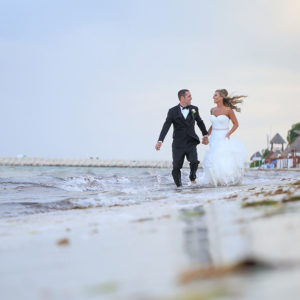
[{"xmin": 181, "ymin": 106, "xmax": 190, "ymax": 110}]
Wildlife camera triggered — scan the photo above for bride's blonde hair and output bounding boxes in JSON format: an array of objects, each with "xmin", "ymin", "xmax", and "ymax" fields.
[{"xmin": 216, "ymin": 89, "xmax": 247, "ymax": 112}]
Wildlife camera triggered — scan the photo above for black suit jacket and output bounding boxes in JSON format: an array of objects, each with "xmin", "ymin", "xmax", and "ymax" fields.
[{"xmin": 158, "ymin": 104, "xmax": 208, "ymax": 147}]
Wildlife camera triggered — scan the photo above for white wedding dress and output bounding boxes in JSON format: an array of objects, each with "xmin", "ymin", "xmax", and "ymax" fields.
[{"xmin": 200, "ymin": 115, "xmax": 248, "ymax": 187}]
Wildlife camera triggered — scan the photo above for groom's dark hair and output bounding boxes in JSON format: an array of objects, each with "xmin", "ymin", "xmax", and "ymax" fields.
[{"xmin": 178, "ymin": 89, "xmax": 189, "ymax": 100}]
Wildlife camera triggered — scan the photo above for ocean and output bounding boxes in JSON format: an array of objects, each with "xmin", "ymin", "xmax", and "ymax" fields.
[{"xmin": 1, "ymin": 165, "xmax": 298, "ymax": 219}]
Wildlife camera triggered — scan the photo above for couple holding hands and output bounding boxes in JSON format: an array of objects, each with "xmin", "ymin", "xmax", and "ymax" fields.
[{"xmin": 155, "ymin": 89, "xmax": 248, "ymax": 188}]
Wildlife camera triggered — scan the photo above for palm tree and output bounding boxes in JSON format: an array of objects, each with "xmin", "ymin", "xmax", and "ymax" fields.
[{"xmin": 287, "ymin": 123, "xmax": 300, "ymax": 145}]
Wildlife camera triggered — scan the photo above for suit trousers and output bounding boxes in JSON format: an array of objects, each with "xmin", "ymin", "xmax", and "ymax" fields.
[{"xmin": 172, "ymin": 143, "xmax": 199, "ymax": 186}]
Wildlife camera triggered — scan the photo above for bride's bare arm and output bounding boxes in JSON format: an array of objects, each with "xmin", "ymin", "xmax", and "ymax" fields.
[
  {"xmin": 208, "ymin": 126, "xmax": 212, "ymax": 136},
  {"xmin": 208, "ymin": 108, "xmax": 213, "ymax": 136},
  {"xmin": 226, "ymin": 109, "xmax": 239, "ymax": 138}
]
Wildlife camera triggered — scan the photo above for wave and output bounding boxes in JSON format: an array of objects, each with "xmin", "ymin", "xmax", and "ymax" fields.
[{"xmin": 1, "ymin": 168, "xmax": 290, "ymax": 218}]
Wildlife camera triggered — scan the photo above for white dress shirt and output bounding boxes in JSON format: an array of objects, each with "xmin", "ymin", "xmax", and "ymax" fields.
[{"xmin": 180, "ymin": 105, "xmax": 189, "ymax": 119}]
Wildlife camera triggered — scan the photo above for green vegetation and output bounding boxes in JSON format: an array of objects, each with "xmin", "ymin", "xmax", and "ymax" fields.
[
  {"xmin": 262, "ymin": 149, "xmax": 270, "ymax": 159},
  {"xmin": 183, "ymin": 211, "xmax": 205, "ymax": 217},
  {"xmin": 287, "ymin": 123, "xmax": 300, "ymax": 144},
  {"xmin": 86, "ymin": 282, "xmax": 118, "ymax": 296},
  {"xmin": 250, "ymin": 161, "xmax": 262, "ymax": 168},
  {"xmin": 242, "ymin": 200, "xmax": 278, "ymax": 207}
]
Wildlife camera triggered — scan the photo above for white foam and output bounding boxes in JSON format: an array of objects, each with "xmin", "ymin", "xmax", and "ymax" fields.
[{"xmin": 58, "ymin": 175, "xmax": 103, "ymax": 192}]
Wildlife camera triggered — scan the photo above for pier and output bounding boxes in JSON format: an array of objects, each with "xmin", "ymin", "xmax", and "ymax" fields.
[{"xmin": 0, "ymin": 157, "xmax": 181, "ymax": 168}]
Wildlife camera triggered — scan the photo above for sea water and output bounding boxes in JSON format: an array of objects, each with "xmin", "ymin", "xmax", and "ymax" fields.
[{"xmin": 0, "ymin": 165, "xmax": 298, "ymax": 218}]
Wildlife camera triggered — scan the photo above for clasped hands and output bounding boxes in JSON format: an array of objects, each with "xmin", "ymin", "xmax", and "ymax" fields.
[
  {"xmin": 156, "ymin": 137, "xmax": 209, "ymax": 150},
  {"xmin": 202, "ymin": 136, "xmax": 209, "ymax": 145}
]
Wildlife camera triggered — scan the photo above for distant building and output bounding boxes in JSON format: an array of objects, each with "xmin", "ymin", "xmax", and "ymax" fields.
[
  {"xmin": 284, "ymin": 130, "xmax": 300, "ymax": 156},
  {"xmin": 270, "ymin": 133, "xmax": 286, "ymax": 152},
  {"xmin": 263, "ymin": 133, "xmax": 286, "ymax": 162},
  {"xmin": 250, "ymin": 152, "xmax": 262, "ymax": 161},
  {"xmin": 275, "ymin": 130, "xmax": 300, "ymax": 168}
]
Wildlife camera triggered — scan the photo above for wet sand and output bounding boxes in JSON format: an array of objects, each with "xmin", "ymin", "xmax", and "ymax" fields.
[{"xmin": 1, "ymin": 170, "xmax": 300, "ymax": 300}]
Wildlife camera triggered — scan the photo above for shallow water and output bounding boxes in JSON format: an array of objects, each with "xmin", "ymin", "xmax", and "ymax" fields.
[{"xmin": 0, "ymin": 165, "xmax": 299, "ymax": 218}]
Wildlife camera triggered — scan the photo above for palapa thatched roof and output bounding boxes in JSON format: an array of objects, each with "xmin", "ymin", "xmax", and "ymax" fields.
[
  {"xmin": 250, "ymin": 151, "xmax": 262, "ymax": 160},
  {"xmin": 286, "ymin": 138, "xmax": 300, "ymax": 153},
  {"xmin": 284, "ymin": 130, "xmax": 300, "ymax": 154},
  {"xmin": 270, "ymin": 133, "xmax": 286, "ymax": 144}
]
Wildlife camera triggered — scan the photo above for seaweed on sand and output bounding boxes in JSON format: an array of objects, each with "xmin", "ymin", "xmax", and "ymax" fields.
[
  {"xmin": 160, "ymin": 288, "xmax": 229, "ymax": 300},
  {"xmin": 283, "ymin": 195, "xmax": 300, "ymax": 203},
  {"xmin": 56, "ymin": 238, "xmax": 70, "ymax": 246},
  {"xmin": 291, "ymin": 180, "xmax": 300, "ymax": 186},
  {"xmin": 179, "ymin": 257, "xmax": 273, "ymax": 284},
  {"xmin": 86, "ymin": 282, "xmax": 118, "ymax": 296},
  {"xmin": 242, "ymin": 200, "xmax": 278, "ymax": 208},
  {"xmin": 181, "ymin": 206, "xmax": 205, "ymax": 217},
  {"xmin": 72, "ymin": 206, "xmax": 89, "ymax": 209},
  {"xmin": 132, "ymin": 217, "xmax": 154, "ymax": 222},
  {"xmin": 224, "ymin": 194, "xmax": 238, "ymax": 199},
  {"xmin": 183, "ymin": 211, "xmax": 205, "ymax": 217}
]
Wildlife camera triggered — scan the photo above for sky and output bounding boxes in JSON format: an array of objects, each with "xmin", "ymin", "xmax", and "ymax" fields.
[{"xmin": 0, "ymin": 0, "xmax": 299, "ymax": 160}]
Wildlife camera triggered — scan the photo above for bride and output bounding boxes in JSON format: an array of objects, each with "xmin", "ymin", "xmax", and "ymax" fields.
[{"xmin": 200, "ymin": 89, "xmax": 248, "ymax": 186}]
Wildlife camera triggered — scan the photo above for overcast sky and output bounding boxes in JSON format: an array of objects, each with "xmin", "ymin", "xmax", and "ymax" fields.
[{"xmin": 0, "ymin": 0, "xmax": 299, "ymax": 160}]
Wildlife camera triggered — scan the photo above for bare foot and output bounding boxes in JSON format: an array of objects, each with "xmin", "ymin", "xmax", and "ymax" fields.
[{"xmin": 191, "ymin": 180, "xmax": 197, "ymax": 184}]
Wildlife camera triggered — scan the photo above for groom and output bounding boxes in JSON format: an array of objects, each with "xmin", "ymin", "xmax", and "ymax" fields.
[{"xmin": 155, "ymin": 89, "xmax": 209, "ymax": 187}]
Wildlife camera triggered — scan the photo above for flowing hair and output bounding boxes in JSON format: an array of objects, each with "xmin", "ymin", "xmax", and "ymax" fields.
[{"xmin": 216, "ymin": 89, "xmax": 247, "ymax": 112}]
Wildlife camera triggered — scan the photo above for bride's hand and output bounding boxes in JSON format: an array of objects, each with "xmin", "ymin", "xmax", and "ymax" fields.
[{"xmin": 225, "ymin": 132, "xmax": 231, "ymax": 139}]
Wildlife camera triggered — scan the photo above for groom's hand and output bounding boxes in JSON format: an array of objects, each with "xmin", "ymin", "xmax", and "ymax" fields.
[
  {"xmin": 202, "ymin": 137, "xmax": 209, "ymax": 145},
  {"xmin": 155, "ymin": 141, "xmax": 162, "ymax": 151}
]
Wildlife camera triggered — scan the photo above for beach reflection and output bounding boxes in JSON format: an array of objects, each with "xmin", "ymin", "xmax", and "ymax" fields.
[
  {"xmin": 181, "ymin": 206, "xmax": 212, "ymax": 266},
  {"xmin": 181, "ymin": 199, "xmax": 253, "ymax": 268}
]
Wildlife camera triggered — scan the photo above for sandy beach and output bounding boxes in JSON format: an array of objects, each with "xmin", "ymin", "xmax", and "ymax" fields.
[{"xmin": 1, "ymin": 168, "xmax": 300, "ymax": 300}]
